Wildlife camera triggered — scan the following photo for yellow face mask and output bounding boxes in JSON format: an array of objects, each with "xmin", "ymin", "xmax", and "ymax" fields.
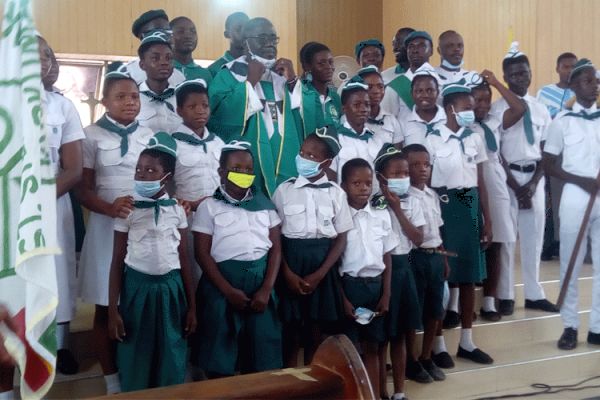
[{"xmin": 227, "ymin": 171, "xmax": 255, "ymax": 189}]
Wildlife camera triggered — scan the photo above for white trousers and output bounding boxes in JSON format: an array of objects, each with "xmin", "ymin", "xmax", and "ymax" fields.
[
  {"xmin": 498, "ymin": 170, "xmax": 546, "ymax": 300},
  {"xmin": 559, "ymin": 184, "xmax": 600, "ymax": 333}
]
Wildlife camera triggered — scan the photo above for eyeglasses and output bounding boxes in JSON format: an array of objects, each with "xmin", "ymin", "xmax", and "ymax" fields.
[{"xmin": 246, "ymin": 35, "xmax": 280, "ymax": 45}]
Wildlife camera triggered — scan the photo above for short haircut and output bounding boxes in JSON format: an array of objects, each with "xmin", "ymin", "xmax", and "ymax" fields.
[
  {"xmin": 341, "ymin": 158, "xmax": 372, "ymax": 183},
  {"xmin": 556, "ymin": 52, "xmax": 577, "ymax": 66},
  {"xmin": 402, "ymin": 143, "xmax": 430, "ymax": 156},
  {"xmin": 219, "ymin": 149, "xmax": 253, "ymax": 169},
  {"xmin": 375, "ymin": 152, "xmax": 406, "ymax": 174},
  {"xmin": 397, "ymin": 27, "xmax": 415, "ymax": 37},
  {"xmin": 502, "ymin": 54, "xmax": 530, "ymax": 72},
  {"xmin": 305, "ymin": 133, "xmax": 335, "ymax": 159},
  {"xmin": 242, "ymin": 17, "xmax": 272, "ymax": 39},
  {"xmin": 102, "ymin": 75, "xmax": 138, "ymax": 98},
  {"xmin": 442, "ymin": 91, "xmax": 472, "ymax": 108},
  {"xmin": 169, "ymin": 16, "xmax": 193, "ymax": 28},
  {"xmin": 176, "ymin": 84, "xmax": 208, "ymax": 108},
  {"xmin": 411, "ymin": 74, "xmax": 439, "ymax": 91},
  {"xmin": 300, "ymin": 42, "xmax": 330, "ymax": 66},
  {"xmin": 341, "ymin": 86, "xmax": 368, "ymax": 105},
  {"xmin": 140, "ymin": 148, "xmax": 176, "ymax": 175},
  {"xmin": 225, "ymin": 12, "xmax": 249, "ymax": 30},
  {"xmin": 438, "ymin": 30, "xmax": 461, "ymax": 42},
  {"xmin": 138, "ymin": 41, "xmax": 171, "ymax": 59}
]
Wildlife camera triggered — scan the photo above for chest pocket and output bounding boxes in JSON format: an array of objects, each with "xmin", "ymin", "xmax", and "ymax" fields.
[
  {"xmin": 283, "ymin": 204, "xmax": 306, "ymax": 234},
  {"xmin": 433, "ymin": 147, "xmax": 452, "ymax": 164},
  {"xmin": 129, "ymin": 229, "xmax": 152, "ymax": 259},
  {"xmin": 178, "ymin": 148, "xmax": 202, "ymax": 167},
  {"xmin": 214, "ymin": 212, "xmax": 237, "ymax": 237},
  {"xmin": 318, "ymin": 204, "xmax": 336, "ymax": 236},
  {"xmin": 46, "ymin": 114, "xmax": 65, "ymax": 149},
  {"xmin": 97, "ymin": 140, "xmax": 123, "ymax": 167},
  {"xmin": 464, "ymin": 145, "xmax": 478, "ymax": 164},
  {"xmin": 564, "ymin": 131, "xmax": 584, "ymax": 147}
]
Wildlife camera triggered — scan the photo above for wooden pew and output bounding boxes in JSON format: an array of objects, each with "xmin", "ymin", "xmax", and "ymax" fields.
[{"xmin": 102, "ymin": 335, "xmax": 375, "ymax": 399}]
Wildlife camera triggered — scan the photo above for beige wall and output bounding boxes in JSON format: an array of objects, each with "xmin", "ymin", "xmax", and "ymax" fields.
[{"xmin": 382, "ymin": 0, "xmax": 600, "ymax": 92}]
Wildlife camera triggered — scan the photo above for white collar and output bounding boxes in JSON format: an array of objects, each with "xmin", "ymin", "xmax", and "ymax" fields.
[
  {"xmin": 438, "ymin": 124, "xmax": 467, "ymax": 143},
  {"xmin": 342, "ymin": 116, "xmax": 371, "ymax": 136},
  {"xmin": 139, "ymin": 80, "xmax": 176, "ymax": 95},
  {"xmin": 293, "ymin": 174, "xmax": 329, "ymax": 189},
  {"xmin": 572, "ymin": 102, "xmax": 598, "ymax": 113},
  {"xmin": 350, "ymin": 201, "xmax": 375, "ymax": 217},
  {"xmin": 220, "ymin": 184, "xmax": 252, "ymax": 203},
  {"xmin": 106, "ymin": 114, "xmax": 138, "ymax": 129},
  {"xmin": 410, "ymin": 104, "xmax": 446, "ymax": 123},
  {"xmin": 175, "ymin": 124, "xmax": 210, "ymax": 139}
]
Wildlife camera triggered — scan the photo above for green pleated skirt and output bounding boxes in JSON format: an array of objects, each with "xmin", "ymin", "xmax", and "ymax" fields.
[
  {"xmin": 341, "ymin": 274, "xmax": 386, "ymax": 344},
  {"xmin": 387, "ymin": 254, "xmax": 422, "ymax": 337}
]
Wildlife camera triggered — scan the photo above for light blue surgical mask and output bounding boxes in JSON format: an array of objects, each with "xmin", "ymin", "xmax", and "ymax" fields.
[
  {"xmin": 134, "ymin": 173, "xmax": 170, "ymax": 198},
  {"xmin": 295, "ymin": 154, "xmax": 325, "ymax": 178},
  {"xmin": 441, "ymin": 58, "xmax": 464, "ymax": 70},
  {"xmin": 452, "ymin": 106, "xmax": 475, "ymax": 128},
  {"xmin": 387, "ymin": 177, "xmax": 411, "ymax": 196}
]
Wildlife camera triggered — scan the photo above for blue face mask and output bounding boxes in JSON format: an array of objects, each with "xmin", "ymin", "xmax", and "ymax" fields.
[
  {"xmin": 134, "ymin": 173, "xmax": 170, "ymax": 198},
  {"xmin": 295, "ymin": 154, "xmax": 326, "ymax": 178},
  {"xmin": 452, "ymin": 106, "xmax": 475, "ymax": 128},
  {"xmin": 387, "ymin": 177, "xmax": 411, "ymax": 196}
]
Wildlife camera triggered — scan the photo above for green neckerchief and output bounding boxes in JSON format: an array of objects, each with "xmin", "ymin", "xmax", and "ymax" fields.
[
  {"xmin": 336, "ymin": 123, "xmax": 374, "ymax": 141},
  {"xmin": 96, "ymin": 114, "xmax": 139, "ymax": 156},
  {"xmin": 213, "ymin": 186, "xmax": 276, "ymax": 211},
  {"xmin": 394, "ymin": 64, "xmax": 406, "ymax": 74},
  {"xmin": 371, "ymin": 192, "xmax": 407, "ymax": 209},
  {"xmin": 173, "ymin": 59, "xmax": 213, "ymax": 83},
  {"xmin": 565, "ymin": 110, "xmax": 600, "ymax": 120},
  {"xmin": 422, "ymin": 121, "xmax": 436, "ymax": 134},
  {"xmin": 387, "ymin": 74, "xmax": 414, "ymax": 109},
  {"xmin": 141, "ymin": 88, "xmax": 175, "ymax": 112},
  {"xmin": 522, "ymin": 104, "xmax": 535, "ymax": 145},
  {"xmin": 288, "ymin": 177, "xmax": 333, "ymax": 189},
  {"xmin": 478, "ymin": 121, "xmax": 498, "ymax": 152},
  {"xmin": 172, "ymin": 130, "xmax": 216, "ymax": 153},
  {"xmin": 300, "ymin": 79, "xmax": 341, "ymax": 138},
  {"xmin": 134, "ymin": 198, "xmax": 177, "ymax": 224},
  {"xmin": 367, "ymin": 115, "xmax": 385, "ymax": 125},
  {"xmin": 429, "ymin": 127, "xmax": 474, "ymax": 153}
]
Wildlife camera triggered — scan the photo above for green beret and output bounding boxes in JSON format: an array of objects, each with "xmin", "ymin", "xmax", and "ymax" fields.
[
  {"xmin": 568, "ymin": 58, "xmax": 595, "ymax": 83},
  {"xmin": 132, "ymin": 9, "xmax": 168, "ymax": 38},
  {"xmin": 357, "ymin": 65, "xmax": 381, "ymax": 78},
  {"xmin": 374, "ymin": 143, "xmax": 402, "ymax": 172},
  {"xmin": 441, "ymin": 83, "xmax": 471, "ymax": 98},
  {"xmin": 222, "ymin": 140, "xmax": 252, "ymax": 153},
  {"xmin": 312, "ymin": 126, "xmax": 341, "ymax": 157},
  {"xmin": 403, "ymin": 31, "xmax": 433, "ymax": 46},
  {"xmin": 147, "ymin": 132, "xmax": 177, "ymax": 158},
  {"xmin": 355, "ymin": 39, "xmax": 385, "ymax": 59}
]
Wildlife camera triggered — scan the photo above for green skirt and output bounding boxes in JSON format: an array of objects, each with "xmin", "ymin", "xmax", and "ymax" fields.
[
  {"xmin": 388, "ymin": 255, "xmax": 422, "ymax": 337},
  {"xmin": 439, "ymin": 187, "xmax": 486, "ymax": 284},
  {"xmin": 196, "ymin": 256, "xmax": 282, "ymax": 376},
  {"xmin": 117, "ymin": 267, "xmax": 188, "ymax": 392},
  {"xmin": 279, "ymin": 237, "xmax": 343, "ymax": 323},
  {"xmin": 409, "ymin": 250, "xmax": 445, "ymax": 320},
  {"xmin": 341, "ymin": 274, "xmax": 386, "ymax": 344}
]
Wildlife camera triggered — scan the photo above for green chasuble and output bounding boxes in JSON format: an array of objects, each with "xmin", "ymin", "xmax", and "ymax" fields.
[
  {"xmin": 173, "ymin": 60, "xmax": 213, "ymax": 84},
  {"xmin": 207, "ymin": 51, "xmax": 234, "ymax": 77},
  {"xmin": 299, "ymin": 80, "xmax": 342, "ymax": 138},
  {"xmin": 387, "ymin": 73, "xmax": 414, "ymax": 109},
  {"xmin": 208, "ymin": 64, "xmax": 301, "ymax": 198}
]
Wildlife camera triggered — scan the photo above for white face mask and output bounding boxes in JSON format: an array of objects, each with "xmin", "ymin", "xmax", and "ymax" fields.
[{"xmin": 246, "ymin": 40, "xmax": 276, "ymax": 69}]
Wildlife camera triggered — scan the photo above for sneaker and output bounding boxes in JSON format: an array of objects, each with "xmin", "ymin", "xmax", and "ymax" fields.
[
  {"xmin": 525, "ymin": 299, "xmax": 559, "ymax": 313},
  {"xmin": 431, "ymin": 351, "xmax": 455, "ymax": 369},
  {"xmin": 480, "ymin": 308, "xmax": 501, "ymax": 322},
  {"xmin": 405, "ymin": 359, "xmax": 433, "ymax": 383},
  {"xmin": 420, "ymin": 358, "xmax": 445, "ymax": 381},
  {"xmin": 391, "ymin": 394, "xmax": 408, "ymax": 400},
  {"xmin": 443, "ymin": 310, "xmax": 460, "ymax": 329},
  {"xmin": 558, "ymin": 327, "xmax": 578, "ymax": 350},
  {"xmin": 497, "ymin": 299, "xmax": 514, "ymax": 316},
  {"xmin": 56, "ymin": 349, "xmax": 79, "ymax": 375},
  {"xmin": 456, "ymin": 346, "xmax": 493, "ymax": 364},
  {"xmin": 587, "ymin": 331, "xmax": 600, "ymax": 345}
]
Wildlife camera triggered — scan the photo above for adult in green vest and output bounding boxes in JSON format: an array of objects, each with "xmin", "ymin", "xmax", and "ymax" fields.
[
  {"xmin": 170, "ymin": 16, "xmax": 213, "ymax": 84},
  {"xmin": 207, "ymin": 12, "xmax": 250, "ymax": 77},
  {"xmin": 208, "ymin": 17, "xmax": 301, "ymax": 198}
]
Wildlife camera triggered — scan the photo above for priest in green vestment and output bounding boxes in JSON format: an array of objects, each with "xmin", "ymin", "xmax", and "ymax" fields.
[{"xmin": 208, "ymin": 17, "xmax": 301, "ymax": 198}]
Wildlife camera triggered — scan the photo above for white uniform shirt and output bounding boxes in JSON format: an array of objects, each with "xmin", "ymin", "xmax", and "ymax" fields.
[
  {"xmin": 388, "ymin": 196, "xmax": 426, "ymax": 255},
  {"xmin": 138, "ymin": 81, "xmax": 182, "ymax": 133},
  {"xmin": 171, "ymin": 124, "xmax": 224, "ymax": 200},
  {"xmin": 192, "ymin": 195, "xmax": 281, "ymax": 263},
  {"xmin": 434, "ymin": 67, "xmax": 480, "ymax": 86},
  {"xmin": 124, "ymin": 58, "xmax": 185, "ymax": 87},
  {"xmin": 545, "ymin": 102, "xmax": 600, "ymax": 178},
  {"xmin": 397, "ymin": 105, "xmax": 446, "ymax": 146},
  {"xmin": 114, "ymin": 194, "xmax": 187, "ymax": 275},
  {"xmin": 43, "ymin": 90, "xmax": 85, "ymax": 174},
  {"xmin": 366, "ymin": 107, "xmax": 402, "ymax": 145},
  {"xmin": 272, "ymin": 175, "xmax": 354, "ymax": 239},
  {"xmin": 491, "ymin": 94, "xmax": 551, "ymax": 164},
  {"xmin": 82, "ymin": 120, "xmax": 155, "ymax": 203},
  {"xmin": 426, "ymin": 124, "xmax": 488, "ymax": 189},
  {"xmin": 408, "ymin": 186, "xmax": 444, "ymax": 248},
  {"xmin": 339, "ymin": 203, "xmax": 399, "ymax": 277}
]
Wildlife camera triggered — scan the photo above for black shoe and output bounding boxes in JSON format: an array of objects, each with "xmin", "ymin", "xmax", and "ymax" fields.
[
  {"xmin": 443, "ymin": 310, "xmax": 460, "ymax": 329},
  {"xmin": 557, "ymin": 327, "xmax": 578, "ymax": 350},
  {"xmin": 480, "ymin": 308, "xmax": 501, "ymax": 322},
  {"xmin": 498, "ymin": 299, "xmax": 515, "ymax": 316},
  {"xmin": 56, "ymin": 349, "xmax": 79, "ymax": 375},
  {"xmin": 420, "ymin": 358, "xmax": 445, "ymax": 381},
  {"xmin": 587, "ymin": 331, "xmax": 600, "ymax": 345},
  {"xmin": 456, "ymin": 346, "xmax": 493, "ymax": 364},
  {"xmin": 431, "ymin": 351, "xmax": 455, "ymax": 369},
  {"xmin": 405, "ymin": 359, "xmax": 433, "ymax": 383},
  {"xmin": 525, "ymin": 299, "xmax": 559, "ymax": 312}
]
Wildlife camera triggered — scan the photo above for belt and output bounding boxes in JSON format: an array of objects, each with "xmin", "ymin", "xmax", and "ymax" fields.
[
  {"xmin": 509, "ymin": 162, "xmax": 537, "ymax": 173},
  {"xmin": 342, "ymin": 274, "xmax": 383, "ymax": 283},
  {"xmin": 415, "ymin": 247, "xmax": 458, "ymax": 258}
]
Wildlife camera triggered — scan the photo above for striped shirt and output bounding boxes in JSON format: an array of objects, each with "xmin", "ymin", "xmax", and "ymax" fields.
[{"xmin": 536, "ymin": 84, "xmax": 574, "ymax": 118}]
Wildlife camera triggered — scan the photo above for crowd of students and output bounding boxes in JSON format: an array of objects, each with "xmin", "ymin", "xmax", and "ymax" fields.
[{"xmin": 2, "ymin": 8, "xmax": 600, "ymax": 400}]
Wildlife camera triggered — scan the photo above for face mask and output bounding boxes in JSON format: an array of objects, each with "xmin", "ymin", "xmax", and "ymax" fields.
[
  {"xmin": 227, "ymin": 171, "xmax": 255, "ymax": 189},
  {"xmin": 441, "ymin": 58, "xmax": 464, "ymax": 70},
  {"xmin": 246, "ymin": 40, "xmax": 276, "ymax": 69},
  {"xmin": 295, "ymin": 154, "xmax": 325, "ymax": 178},
  {"xmin": 452, "ymin": 106, "xmax": 475, "ymax": 127},
  {"xmin": 387, "ymin": 177, "xmax": 411, "ymax": 196},
  {"xmin": 134, "ymin": 173, "xmax": 170, "ymax": 198}
]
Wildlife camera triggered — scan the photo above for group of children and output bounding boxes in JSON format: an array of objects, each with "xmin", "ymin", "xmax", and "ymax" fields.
[{"xmin": 3, "ymin": 7, "xmax": 597, "ymax": 400}]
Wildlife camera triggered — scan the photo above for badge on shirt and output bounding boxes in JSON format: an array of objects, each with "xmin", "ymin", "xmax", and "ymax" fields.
[
  {"xmin": 329, "ymin": 104, "xmax": 339, "ymax": 122},
  {"xmin": 266, "ymin": 101, "xmax": 279, "ymax": 123}
]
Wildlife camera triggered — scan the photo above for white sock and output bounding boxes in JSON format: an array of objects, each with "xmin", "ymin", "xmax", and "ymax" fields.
[
  {"xmin": 459, "ymin": 328, "xmax": 476, "ymax": 351},
  {"xmin": 0, "ymin": 390, "xmax": 15, "ymax": 400},
  {"xmin": 483, "ymin": 296, "xmax": 497, "ymax": 312},
  {"xmin": 56, "ymin": 322, "xmax": 69, "ymax": 350},
  {"xmin": 433, "ymin": 335, "xmax": 447, "ymax": 355},
  {"xmin": 448, "ymin": 287, "xmax": 459, "ymax": 312},
  {"xmin": 104, "ymin": 372, "xmax": 121, "ymax": 395},
  {"xmin": 392, "ymin": 393, "xmax": 406, "ymax": 400}
]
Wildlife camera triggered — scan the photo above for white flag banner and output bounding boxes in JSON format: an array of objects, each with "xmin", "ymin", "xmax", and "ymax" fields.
[{"xmin": 0, "ymin": 0, "xmax": 60, "ymax": 398}]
